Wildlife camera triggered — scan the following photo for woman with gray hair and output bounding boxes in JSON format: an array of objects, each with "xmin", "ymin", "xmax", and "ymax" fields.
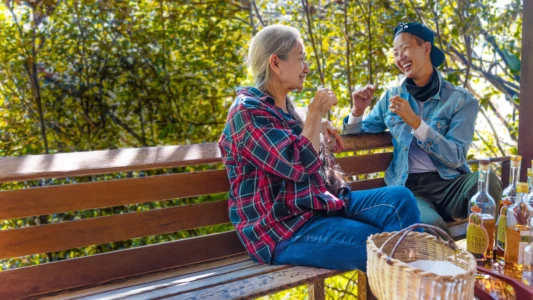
[{"xmin": 218, "ymin": 24, "xmax": 420, "ymax": 271}]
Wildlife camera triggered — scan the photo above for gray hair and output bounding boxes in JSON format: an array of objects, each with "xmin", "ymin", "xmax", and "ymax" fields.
[{"xmin": 247, "ymin": 24, "xmax": 301, "ymax": 91}]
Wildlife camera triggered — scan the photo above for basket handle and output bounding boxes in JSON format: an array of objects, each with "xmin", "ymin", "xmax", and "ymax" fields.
[{"xmin": 378, "ymin": 223, "xmax": 458, "ymax": 265}]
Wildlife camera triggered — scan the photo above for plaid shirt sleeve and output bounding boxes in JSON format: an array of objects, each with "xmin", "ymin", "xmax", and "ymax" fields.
[{"xmin": 231, "ymin": 107, "xmax": 322, "ymax": 183}]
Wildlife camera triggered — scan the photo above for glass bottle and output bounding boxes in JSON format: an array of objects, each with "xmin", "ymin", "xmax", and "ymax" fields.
[
  {"xmin": 504, "ymin": 182, "xmax": 533, "ymax": 272},
  {"xmin": 523, "ymin": 241, "xmax": 533, "ymax": 285},
  {"xmin": 527, "ymin": 165, "xmax": 533, "ymax": 207},
  {"xmin": 496, "ymin": 155, "xmax": 522, "ymax": 264},
  {"xmin": 467, "ymin": 159, "xmax": 496, "ymax": 262}
]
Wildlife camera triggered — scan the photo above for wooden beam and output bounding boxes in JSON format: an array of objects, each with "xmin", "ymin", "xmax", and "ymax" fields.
[
  {"xmin": 349, "ymin": 178, "xmax": 386, "ymax": 191},
  {"xmin": 0, "ymin": 201, "xmax": 230, "ymax": 259},
  {"xmin": 341, "ymin": 132, "xmax": 393, "ymax": 151},
  {"xmin": 0, "ymin": 134, "xmax": 393, "ymax": 183},
  {"xmin": 0, "ymin": 231, "xmax": 245, "ymax": 299},
  {"xmin": 336, "ymin": 153, "xmax": 393, "ymax": 176},
  {"xmin": 0, "ymin": 170, "xmax": 229, "ymax": 220},
  {"xmin": 308, "ymin": 280, "xmax": 325, "ymax": 300},
  {"xmin": 174, "ymin": 266, "xmax": 340, "ymax": 300},
  {"xmin": 0, "ymin": 143, "xmax": 221, "ymax": 183},
  {"xmin": 518, "ymin": 0, "xmax": 533, "ymax": 180}
]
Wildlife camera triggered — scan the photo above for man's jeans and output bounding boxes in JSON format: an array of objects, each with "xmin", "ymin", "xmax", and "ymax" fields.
[{"xmin": 272, "ymin": 186, "xmax": 420, "ymax": 271}]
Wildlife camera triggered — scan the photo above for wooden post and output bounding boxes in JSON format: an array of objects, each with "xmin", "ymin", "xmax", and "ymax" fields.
[
  {"xmin": 518, "ymin": 0, "xmax": 533, "ymax": 180},
  {"xmin": 308, "ymin": 280, "xmax": 325, "ymax": 300},
  {"xmin": 501, "ymin": 160, "xmax": 510, "ymax": 188}
]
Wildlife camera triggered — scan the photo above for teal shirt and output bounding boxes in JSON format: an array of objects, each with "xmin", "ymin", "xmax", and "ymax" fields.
[{"xmin": 343, "ymin": 71, "xmax": 479, "ymax": 186}]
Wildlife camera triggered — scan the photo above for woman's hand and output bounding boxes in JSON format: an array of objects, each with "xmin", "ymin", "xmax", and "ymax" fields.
[
  {"xmin": 303, "ymin": 87, "xmax": 338, "ymax": 152},
  {"xmin": 322, "ymin": 120, "xmax": 345, "ymax": 153},
  {"xmin": 351, "ymin": 84, "xmax": 375, "ymax": 117},
  {"xmin": 309, "ymin": 88, "xmax": 338, "ymax": 116},
  {"xmin": 389, "ymin": 96, "xmax": 421, "ymax": 130}
]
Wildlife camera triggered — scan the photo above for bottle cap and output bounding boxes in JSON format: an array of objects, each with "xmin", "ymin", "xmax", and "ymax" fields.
[
  {"xmin": 479, "ymin": 159, "xmax": 490, "ymax": 171},
  {"xmin": 517, "ymin": 182, "xmax": 529, "ymax": 193},
  {"xmin": 511, "ymin": 155, "xmax": 522, "ymax": 167}
]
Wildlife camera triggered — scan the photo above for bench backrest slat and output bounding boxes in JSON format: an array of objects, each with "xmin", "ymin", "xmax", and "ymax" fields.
[
  {"xmin": 0, "ymin": 231, "xmax": 244, "ymax": 299},
  {"xmin": 0, "ymin": 143, "xmax": 222, "ymax": 183},
  {"xmin": 349, "ymin": 178, "xmax": 386, "ymax": 191},
  {"xmin": 0, "ymin": 134, "xmax": 393, "ymax": 183},
  {"xmin": 0, "ymin": 200, "xmax": 229, "ymax": 260},
  {"xmin": 337, "ymin": 153, "xmax": 393, "ymax": 175},
  {"xmin": 0, "ymin": 170, "xmax": 229, "ymax": 220}
]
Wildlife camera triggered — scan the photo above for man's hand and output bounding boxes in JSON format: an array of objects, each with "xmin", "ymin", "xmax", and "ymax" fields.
[{"xmin": 389, "ymin": 96, "xmax": 421, "ymax": 129}]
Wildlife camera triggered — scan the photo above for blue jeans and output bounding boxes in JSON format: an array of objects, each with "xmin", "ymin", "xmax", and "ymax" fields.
[{"xmin": 271, "ymin": 186, "xmax": 420, "ymax": 271}]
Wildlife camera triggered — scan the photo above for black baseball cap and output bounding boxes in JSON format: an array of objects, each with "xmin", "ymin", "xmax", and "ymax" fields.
[{"xmin": 394, "ymin": 22, "xmax": 445, "ymax": 68}]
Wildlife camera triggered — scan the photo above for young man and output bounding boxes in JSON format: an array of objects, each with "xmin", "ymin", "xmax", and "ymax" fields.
[{"xmin": 343, "ymin": 22, "xmax": 502, "ymax": 233}]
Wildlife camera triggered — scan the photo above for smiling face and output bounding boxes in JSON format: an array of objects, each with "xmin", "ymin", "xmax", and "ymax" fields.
[
  {"xmin": 276, "ymin": 40, "xmax": 310, "ymax": 91},
  {"xmin": 393, "ymin": 33, "xmax": 432, "ymax": 80}
]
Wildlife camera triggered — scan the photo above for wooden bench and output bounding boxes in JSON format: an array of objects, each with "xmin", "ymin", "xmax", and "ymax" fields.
[{"xmin": 0, "ymin": 133, "xmax": 509, "ymax": 299}]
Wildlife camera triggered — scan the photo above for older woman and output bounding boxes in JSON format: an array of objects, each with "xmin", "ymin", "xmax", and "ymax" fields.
[{"xmin": 218, "ymin": 24, "xmax": 420, "ymax": 271}]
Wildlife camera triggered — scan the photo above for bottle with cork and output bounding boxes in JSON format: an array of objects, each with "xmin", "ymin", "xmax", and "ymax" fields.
[
  {"xmin": 504, "ymin": 182, "xmax": 533, "ymax": 273},
  {"xmin": 527, "ymin": 164, "xmax": 533, "ymax": 207},
  {"xmin": 466, "ymin": 158, "xmax": 496, "ymax": 263},
  {"xmin": 496, "ymin": 155, "xmax": 522, "ymax": 264}
]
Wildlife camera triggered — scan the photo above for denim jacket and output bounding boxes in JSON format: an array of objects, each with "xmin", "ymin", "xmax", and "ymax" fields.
[{"xmin": 343, "ymin": 71, "xmax": 479, "ymax": 186}]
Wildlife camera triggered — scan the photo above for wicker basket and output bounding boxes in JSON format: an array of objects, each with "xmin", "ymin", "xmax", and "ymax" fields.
[{"xmin": 366, "ymin": 224, "xmax": 477, "ymax": 300}]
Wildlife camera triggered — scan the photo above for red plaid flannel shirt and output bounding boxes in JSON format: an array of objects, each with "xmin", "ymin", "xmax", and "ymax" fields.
[{"xmin": 218, "ymin": 87, "xmax": 345, "ymax": 264}]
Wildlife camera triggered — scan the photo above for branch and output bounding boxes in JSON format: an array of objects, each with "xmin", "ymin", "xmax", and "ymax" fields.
[
  {"xmin": 344, "ymin": 0, "xmax": 353, "ymax": 107},
  {"xmin": 354, "ymin": 0, "xmax": 368, "ymax": 23},
  {"xmin": 301, "ymin": 0, "xmax": 324, "ymax": 85},
  {"xmin": 367, "ymin": 0, "xmax": 373, "ymax": 85},
  {"xmin": 248, "ymin": 0, "xmax": 256, "ymax": 35},
  {"xmin": 252, "ymin": 0, "xmax": 266, "ymax": 27},
  {"xmin": 432, "ymin": 1, "xmax": 449, "ymax": 70},
  {"xmin": 465, "ymin": 81, "xmax": 517, "ymax": 142},
  {"xmin": 463, "ymin": 35, "xmax": 472, "ymax": 88},
  {"xmin": 447, "ymin": 45, "xmax": 520, "ymax": 106},
  {"xmin": 487, "ymin": 100, "xmax": 517, "ymax": 142},
  {"xmin": 107, "ymin": 111, "xmax": 148, "ymax": 147},
  {"xmin": 326, "ymin": 286, "xmax": 358, "ymax": 299},
  {"xmin": 480, "ymin": 30, "xmax": 521, "ymax": 82},
  {"xmin": 339, "ymin": 270, "xmax": 358, "ymax": 300},
  {"xmin": 184, "ymin": 120, "xmax": 225, "ymax": 126},
  {"xmin": 475, "ymin": 129, "xmax": 499, "ymax": 157},
  {"xmin": 408, "ymin": 0, "xmax": 424, "ymax": 22},
  {"xmin": 6, "ymin": 1, "xmax": 30, "ymax": 57},
  {"xmin": 480, "ymin": 108, "xmax": 506, "ymax": 156}
]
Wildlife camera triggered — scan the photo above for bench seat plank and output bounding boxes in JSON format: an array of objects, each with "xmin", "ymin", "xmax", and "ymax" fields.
[
  {"xmin": 42, "ymin": 254, "xmax": 252, "ymax": 300},
  {"xmin": 171, "ymin": 266, "xmax": 342, "ymax": 300},
  {"xmin": 0, "ymin": 232, "xmax": 245, "ymax": 299},
  {"xmin": 84, "ymin": 264, "xmax": 292, "ymax": 300}
]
